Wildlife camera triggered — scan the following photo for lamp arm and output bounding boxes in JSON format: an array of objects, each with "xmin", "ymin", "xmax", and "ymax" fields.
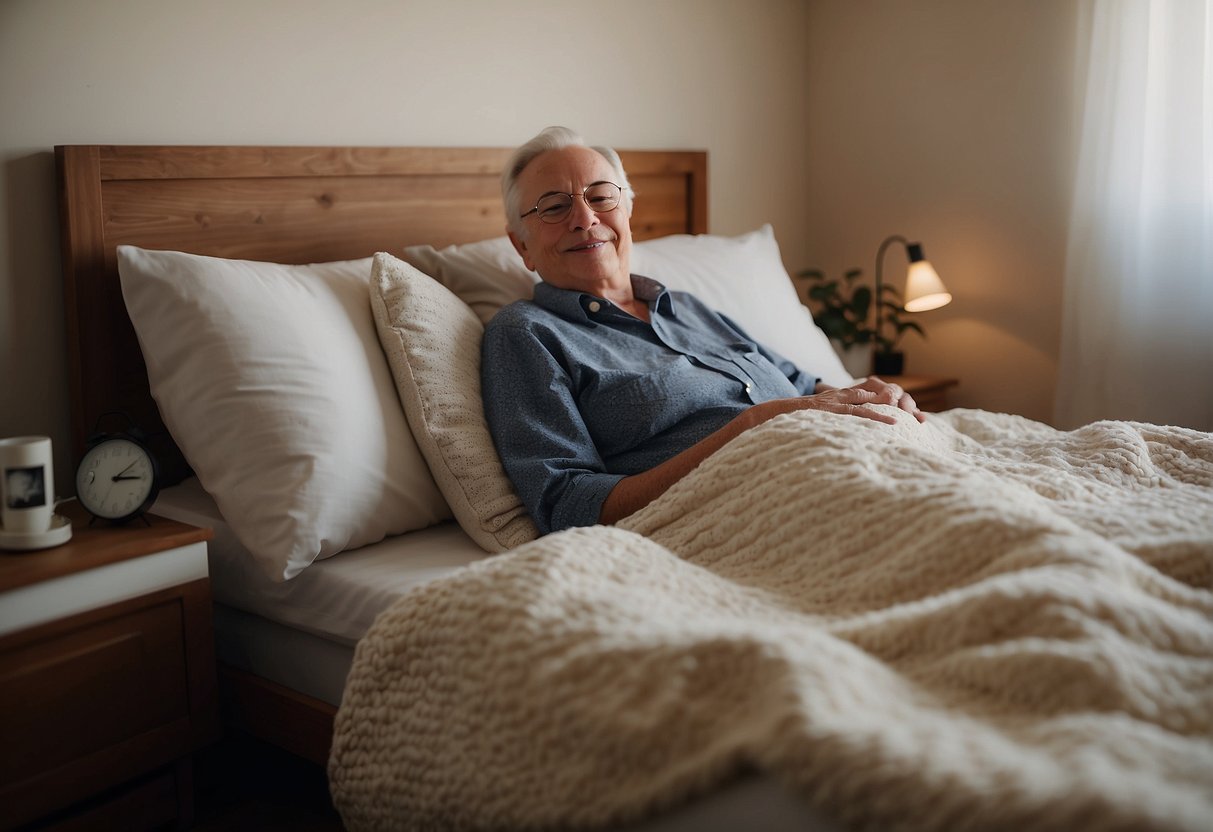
[{"xmin": 874, "ymin": 235, "xmax": 908, "ymax": 351}]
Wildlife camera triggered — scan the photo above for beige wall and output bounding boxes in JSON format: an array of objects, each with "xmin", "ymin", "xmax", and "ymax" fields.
[
  {"xmin": 1, "ymin": 0, "xmax": 1082, "ymax": 491},
  {"xmin": 804, "ymin": 0, "xmax": 1081, "ymax": 422}
]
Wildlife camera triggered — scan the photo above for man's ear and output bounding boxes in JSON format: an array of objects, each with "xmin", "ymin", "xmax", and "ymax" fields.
[{"xmin": 508, "ymin": 230, "xmax": 536, "ymax": 272}]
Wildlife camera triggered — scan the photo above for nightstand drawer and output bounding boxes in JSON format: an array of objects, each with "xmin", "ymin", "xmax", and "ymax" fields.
[
  {"xmin": 0, "ymin": 597, "xmax": 189, "ymax": 783},
  {"xmin": 0, "ymin": 507, "xmax": 217, "ymax": 830},
  {"xmin": 0, "ymin": 561, "xmax": 217, "ymax": 830}
]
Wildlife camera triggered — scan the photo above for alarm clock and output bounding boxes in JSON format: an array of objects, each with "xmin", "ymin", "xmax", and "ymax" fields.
[{"xmin": 75, "ymin": 425, "xmax": 161, "ymax": 523}]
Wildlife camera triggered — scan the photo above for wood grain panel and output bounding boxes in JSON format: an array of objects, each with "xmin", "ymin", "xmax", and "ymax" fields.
[
  {"xmin": 97, "ymin": 145, "xmax": 513, "ymax": 181},
  {"xmin": 56, "ymin": 146, "xmax": 107, "ymax": 463},
  {"xmin": 99, "ymin": 175, "xmax": 506, "ymax": 260}
]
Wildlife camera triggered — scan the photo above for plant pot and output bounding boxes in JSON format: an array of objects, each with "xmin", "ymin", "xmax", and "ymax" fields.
[
  {"xmin": 873, "ymin": 351, "xmax": 905, "ymax": 376},
  {"xmin": 830, "ymin": 340, "xmax": 874, "ymax": 380}
]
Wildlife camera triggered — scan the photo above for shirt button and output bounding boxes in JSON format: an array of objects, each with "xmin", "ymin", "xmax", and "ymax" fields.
[
  {"xmin": 745, "ymin": 384, "xmax": 752, "ymax": 393},
  {"xmin": 587, "ymin": 301, "xmax": 601, "ymax": 313}
]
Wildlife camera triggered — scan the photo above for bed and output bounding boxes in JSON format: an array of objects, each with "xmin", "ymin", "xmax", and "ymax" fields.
[
  {"xmin": 56, "ymin": 144, "xmax": 1213, "ymax": 832},
  {"xmin": 55, "ymin": 142, "xmax": 712, "ymax": 752}
]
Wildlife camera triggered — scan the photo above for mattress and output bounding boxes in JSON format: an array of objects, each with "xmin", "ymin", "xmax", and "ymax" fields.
[{"xmin": 152, "ymin": 478, "xmax": 486, "ymax": 704}]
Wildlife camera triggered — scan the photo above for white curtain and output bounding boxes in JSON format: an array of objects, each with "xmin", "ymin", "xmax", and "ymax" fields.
[{"xmin": 1056, "ymin": 0, "xmax": 1213, "ymax": 430}]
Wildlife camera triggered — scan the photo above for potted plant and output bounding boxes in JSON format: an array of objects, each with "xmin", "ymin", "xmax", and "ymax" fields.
[
  {"xmin": 796, "ymin": 267, "xmax": 875, "ymax": 377},
  {"xmin": 872, "ymin": 285, "xmax": 925, "ymax": 375},
  {"xmin": 798, "ymin": 268, "xmax": 929, "ymax": 377}
]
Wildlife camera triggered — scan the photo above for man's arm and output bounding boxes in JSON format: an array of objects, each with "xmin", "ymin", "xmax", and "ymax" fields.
[{"xmin": 482, "ymin": 320, "xmax": 626, "ymax": 535}]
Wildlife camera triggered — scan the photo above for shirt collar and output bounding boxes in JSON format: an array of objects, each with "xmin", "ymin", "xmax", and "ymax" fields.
[{"xmin": 532, "ymin": 274, "xmax": 675, "ymax": 323}]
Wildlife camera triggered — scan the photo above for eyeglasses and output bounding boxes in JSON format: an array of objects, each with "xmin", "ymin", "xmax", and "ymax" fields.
[{"xmin": 520, "ymin": 181, "xmax": 625, "ymax": 224}]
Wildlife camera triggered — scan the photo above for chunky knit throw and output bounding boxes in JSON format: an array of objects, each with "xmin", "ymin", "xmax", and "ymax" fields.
[{"xmin": 330, "ymin": 408, "xmax": 1213, "ymax": 831}]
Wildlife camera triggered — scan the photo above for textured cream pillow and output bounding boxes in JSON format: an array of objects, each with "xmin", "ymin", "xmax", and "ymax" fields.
[
  {"xmin": 404, "ymin": 226, "xmax": 851, "ymax": 386},
  {"xmin": 401, "ymin": 237, "xmax": 537, "ymax": 325},
  {"xmin": 118, "ymin": 247, "xmax": 451, "ymax": 582},
  {"xmin": 369, "ymin": 252, "xmax": 538, "ymax": 552}
]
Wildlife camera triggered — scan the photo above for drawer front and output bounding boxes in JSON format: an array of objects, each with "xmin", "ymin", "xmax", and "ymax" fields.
[{"xmin": 0, "ymin": 598, "xmax": 188, "ymax": 783}]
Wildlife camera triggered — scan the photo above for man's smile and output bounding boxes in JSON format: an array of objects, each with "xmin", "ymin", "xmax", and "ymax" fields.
[{"xmin": 565, "ymin": 239, "xmax": 609, "ymax": 253}]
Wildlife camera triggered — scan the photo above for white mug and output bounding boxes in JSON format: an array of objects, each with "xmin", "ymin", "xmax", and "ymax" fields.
[{"xmin": 0, "ymin": 436, "xmax": 55, "ymax": 533}]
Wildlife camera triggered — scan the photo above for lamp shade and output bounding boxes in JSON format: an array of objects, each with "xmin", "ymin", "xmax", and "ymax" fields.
[{"xmin": 903, "ymin": 260, "xmax": 952, "ymax": 312}]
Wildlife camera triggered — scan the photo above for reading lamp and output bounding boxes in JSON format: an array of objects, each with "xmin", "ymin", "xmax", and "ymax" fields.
[{"xmin": 873, "ymin": 234, "xmax": 951, "ymax": 373}]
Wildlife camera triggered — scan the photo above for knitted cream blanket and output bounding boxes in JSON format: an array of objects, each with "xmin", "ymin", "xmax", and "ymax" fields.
[{"xmin": 329, "ymin": 408, "xmax": 1213, "ymax": 832}]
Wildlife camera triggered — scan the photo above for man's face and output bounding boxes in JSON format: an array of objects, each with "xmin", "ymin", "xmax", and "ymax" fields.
[{"xmin": 508, "ymin": 145, "xmax": 633, "ymax": 293}]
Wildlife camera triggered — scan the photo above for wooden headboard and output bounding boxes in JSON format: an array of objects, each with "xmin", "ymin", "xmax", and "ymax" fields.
[{"xmin": 55, "ymin": 144, "xmax": 708, "ymax": 479}]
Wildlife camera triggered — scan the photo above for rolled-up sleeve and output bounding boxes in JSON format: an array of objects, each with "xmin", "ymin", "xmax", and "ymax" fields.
[{"xmin": 482, "ymin": 322, "xmax": 625, "ymax": 535}]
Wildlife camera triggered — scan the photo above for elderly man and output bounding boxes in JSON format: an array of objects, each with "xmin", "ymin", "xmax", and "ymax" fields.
[{"xmin": 482, "ymin": 126, "xmax": 920, "ymax": 535}]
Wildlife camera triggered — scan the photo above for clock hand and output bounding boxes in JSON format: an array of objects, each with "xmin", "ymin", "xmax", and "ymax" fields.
[
  {"xmin": 112, "ymin": 474, "xmax": 143, "ymax": 481},
  {"xmin": 115, "ymin": 460, "xmax": 138, "ymax": 477}
]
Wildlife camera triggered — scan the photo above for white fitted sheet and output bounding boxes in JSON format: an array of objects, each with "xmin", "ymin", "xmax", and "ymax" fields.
[
  {"xmin": 153, "ymin": 478, "xmax": 486, "ymax": 704},
  {"xmin": 153, "ymin": 478, "xmax": 487, "ymax": 646}
]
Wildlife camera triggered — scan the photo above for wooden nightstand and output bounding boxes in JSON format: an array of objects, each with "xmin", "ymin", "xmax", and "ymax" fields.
[
  {"xmin": 879, "ymin": 374, "xmax": 959, "ymax": 412},
  {"xmin": 0, "ymin": 502, "xmax": 219, "ymax": 831}
]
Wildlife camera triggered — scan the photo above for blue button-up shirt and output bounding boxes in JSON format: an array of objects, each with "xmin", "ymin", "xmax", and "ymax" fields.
[{"xmin": 481, "ymin": 275, "xmax": 819, "ymax": 534}]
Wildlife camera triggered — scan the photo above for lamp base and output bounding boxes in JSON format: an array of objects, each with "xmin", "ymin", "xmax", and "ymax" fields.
[{"xmin": 873, "ymin": 351, "xmax": 905, "ymax": 376}]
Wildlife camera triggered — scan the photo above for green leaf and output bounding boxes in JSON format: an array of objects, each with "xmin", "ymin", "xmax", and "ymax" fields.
[
  {"xmin": 851, "ymin": 286, "xmax": 872, "ymax": 318},
  {"xmin": 808, "ymin": 284, "xmax": 837, "ymax": 301},
  {"xmin": 817, "ymin": 317, "xmax": 847, "ymax": 340},
  {"xmin": 797, "ymin": 262, "xmax": 935, "ymax": 349}
]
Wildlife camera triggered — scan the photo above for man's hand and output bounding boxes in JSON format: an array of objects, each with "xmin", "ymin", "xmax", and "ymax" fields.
[
  {"xmin": 792, "ymin": 377, "xmax": 926, "ymax": 424},
  {"xmin": 819, "ymin": 376, "xmax": 925, "ymax": 423}
]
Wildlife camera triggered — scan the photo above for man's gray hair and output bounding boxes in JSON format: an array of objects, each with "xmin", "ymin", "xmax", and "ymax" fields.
[{"xmin": 502, "ymin": 126, "xmax": 633, "ymax": 237}]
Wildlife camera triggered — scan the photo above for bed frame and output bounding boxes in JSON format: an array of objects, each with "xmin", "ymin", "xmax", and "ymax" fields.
[{"xmin": 55, "ymin": 143, "xmax": 708, "ymax": 765}]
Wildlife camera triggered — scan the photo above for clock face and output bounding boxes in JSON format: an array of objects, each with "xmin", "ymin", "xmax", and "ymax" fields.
[{"xmin": 75, "ymin": 437, "xmax": 159, "ymax": 521}]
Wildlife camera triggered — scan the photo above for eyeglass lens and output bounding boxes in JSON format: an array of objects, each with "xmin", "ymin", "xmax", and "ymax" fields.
[{"xmin": 534, "ymin": 183, "xmax": 621, "ymax": 223}]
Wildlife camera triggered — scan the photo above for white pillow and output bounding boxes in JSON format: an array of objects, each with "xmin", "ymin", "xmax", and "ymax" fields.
[
  {"xmin": 403, "ymin": 225, "xmax": 851, "ymax": 387},
  {"xmin": 633, "ymin": 226, "xmax": 851, "ymax": 386},
  {"xmin": 369, "ymin": 253, "xmax": 538, "ymax": 552},
  {"xmin": 118, "ymin": 247, "xmax": 451, "ymax": 582}
]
